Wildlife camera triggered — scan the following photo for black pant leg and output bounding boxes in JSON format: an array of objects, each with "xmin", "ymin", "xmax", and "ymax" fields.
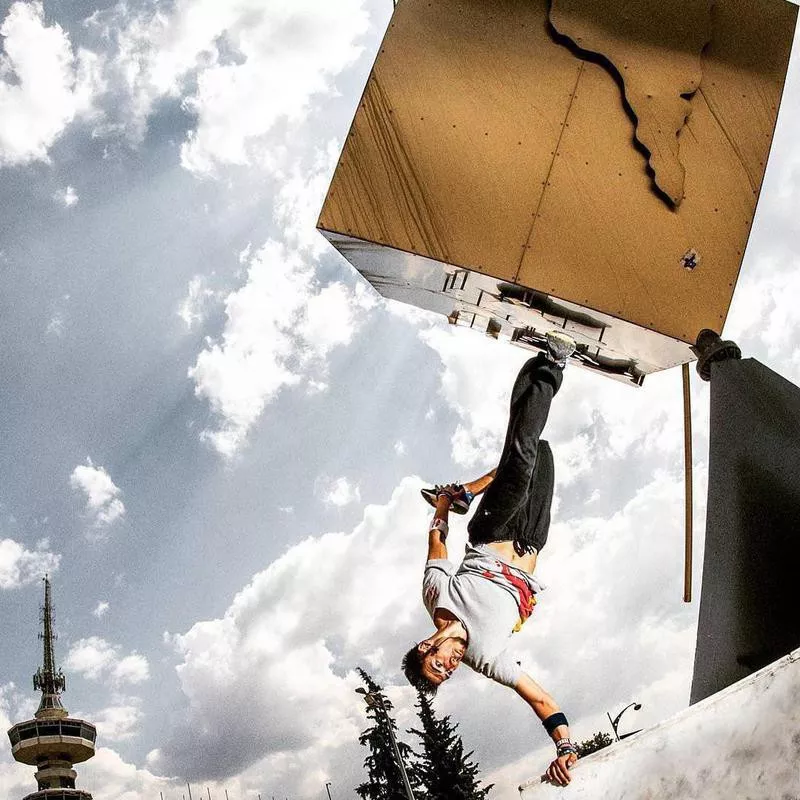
[
  {"xmin": 468, "ymin": 353, "xmax": 561, "ymax": 544},
  {"xmin": 520, "ymin": 439, "xmax": 555, "ymax": 554}
]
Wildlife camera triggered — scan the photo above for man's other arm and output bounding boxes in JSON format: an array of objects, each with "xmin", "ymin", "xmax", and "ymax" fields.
[{"xmin": 427, "ymin": 493, "xmax": 451, "ymax": 561}]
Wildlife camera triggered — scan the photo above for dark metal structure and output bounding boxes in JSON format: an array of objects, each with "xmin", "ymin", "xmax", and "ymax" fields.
[
  {"xmin": 691, "ymin": 358, "xmax": 800, "ymax": 703},
  {"xmin": 7, "ymin": 577, "xmax": 96, "ymax": 800}
]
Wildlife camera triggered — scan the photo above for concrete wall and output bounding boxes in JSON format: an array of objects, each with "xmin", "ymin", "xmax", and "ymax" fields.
[
  {"xmin": 519, "ymin": 647, "xmax": 800, "ymax": 800},
  {"xmin": 693, "ymin": 358, "xmax": 800, "ymax": 702}
]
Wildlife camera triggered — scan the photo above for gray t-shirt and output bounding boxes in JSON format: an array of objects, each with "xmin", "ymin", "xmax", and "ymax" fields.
[{"xmin": 422, "ymin": 544, "xmax": 544, "ymax": 688}]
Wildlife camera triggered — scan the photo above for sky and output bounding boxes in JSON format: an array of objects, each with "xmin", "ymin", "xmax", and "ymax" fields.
[{"xmin": 0, "ymin": 1, "xmax": 799, "ymax": 799}]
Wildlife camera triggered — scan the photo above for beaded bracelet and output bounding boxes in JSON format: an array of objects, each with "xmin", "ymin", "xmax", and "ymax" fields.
[{"xmin": 555, "ymin": 739, "xmax": 578, "ymax": 758}]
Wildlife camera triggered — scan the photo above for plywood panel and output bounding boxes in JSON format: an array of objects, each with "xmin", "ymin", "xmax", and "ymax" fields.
[
  {"xmin": 517, "ymin": 0, "xmax": 795, "ymax": 343},
  {"xmin": 700, "ymin": 0, "xmax": 798, "ymax": 194},
  {"xmin": 550, "ymin": 0, "xmax": 713, "ymax": 206},
  {"xmin": 518, "ymin": 56, "xmax": 756, "ymax": 343},
  {"xmin": 318, "ymin": 0, "xmax": 581, "ymax": 281},
  {"xmin": 319, "ymin": 0, "xmax": 797, "ymax": 358}
]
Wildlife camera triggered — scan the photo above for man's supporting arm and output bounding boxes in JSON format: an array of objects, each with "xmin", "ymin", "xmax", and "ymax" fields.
[{"xmin": 515, "ymin": 672, "xmax": 578, "ymax": 786}]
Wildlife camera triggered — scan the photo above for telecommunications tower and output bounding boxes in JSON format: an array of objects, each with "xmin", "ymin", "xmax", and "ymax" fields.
[{"xmin": 7, "ymin": 576, "xmax": 97, "ymax": 800}]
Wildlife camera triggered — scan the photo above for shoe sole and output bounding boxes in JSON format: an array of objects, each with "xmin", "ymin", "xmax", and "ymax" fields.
[{"xmin": 545, "ymin": 331, "xmax": 577, "ymax": 362}]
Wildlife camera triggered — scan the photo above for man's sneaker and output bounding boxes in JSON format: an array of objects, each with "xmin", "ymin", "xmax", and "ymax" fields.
[
  {"xmin": 691, "ymin": 329, "xmax": 741, "ymax": 382},
  {"xmin": 545, "ymin": 331, "xmax": 577, "ymax": 367},
  {"xmin": 420, "ymin": 484, "xmax": 472, "ymax": 515}
]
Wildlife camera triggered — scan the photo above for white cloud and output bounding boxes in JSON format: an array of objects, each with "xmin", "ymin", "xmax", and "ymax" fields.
[
  {"xmin": 152, "ymin": 479, "xmax": 430, "ymax": 780},
  {"xmin": 69, "ymin": 458, "xmax": 125, "ymax": 534},
  {"xmin": 316, "ymin": 476, "xmax": 361, "ymax": 508},
  {"xmin": 92, "ymin": 600, "xmax": 110, "ymax": 618},
  {"xmin": 91, "ymin": 0, "xmax": 368, "ymax": 175},
  {"xmin": 46, "ymin": 312, "xmax": 66, "ymax": 337},
  {"xmin": 394, "ymin": 440, "xmax": 406, "ymax": 456},
  {"xmin": 177, "ymin": 275, "xmax": 219, "ymax": 330},
  {"xmin": 0, "ymin": 538, "xmax": 60, "ymax": 590},
  {"xmin": 178, "ymin": 2, "xmax": 368, "ymax": 176},
  {"xmin": 64, "ymin": 636, "xmax": 149, "ymax": 687},
  {"xmin": 419, "ymin": 324, "xmax": 543, "ymax": 469},
  {"xmin": 0, "ymin": 682, "xmax": 36, "ymax": 727},
  {"xmin": 0, "ymin": 684, "xmax": 34, "ymax": 796},
  {"xmin": 64, "ymin": 636, "xmax": 116, "ymax": 679},
  {"xmin": 419, "ymin": 322, "xmax": 698, "ymax": 478},
  {"xmin": 91, "ymin": 702, "xmax": 144, "ymax": 742},
  {"xmin": 80, "ymin": 747, "xmax": 168, "ymax": 799},
  {"xmin": 725, "ymin": 252, "xmax": 800, "ymax": 384},
  {"xmin": 189, "ymin": 239, "xmax": 373, "ymax": 457},
  {"xmin": 0, "ymin": 2, "xmax": 100, "ymax": 166},
  {"xmin": 274, "ymin": 140, "xmax": 341, "ymax": 256},
  {"xmin": 53, "ymin": 185, "xmax": 79, "ymax": 207},
  {"xmin": 45, "ymin": 294, "xmax": 71, "ymax": 338},
  {"xmin": 113, "ymin": 654, "xmax": 150, "ymax": 685}
]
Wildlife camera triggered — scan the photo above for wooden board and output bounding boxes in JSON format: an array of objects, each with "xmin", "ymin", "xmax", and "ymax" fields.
[
  {"xmin": 701, "ymin": 0, "xmax": 799, "ymax": 194},
  {"xmin": 318, "ymin": 0, "xmax": 797, "ymax": 357},
  {"xmin": 517, "ymin": 56, "xmax": 757, "ymax": 342},
  {"xmin": 319, "ymin": 0, "xmax": 582, "ymax": 281},
  {"xmin": 550, "ymin": 0, "xmax": 715, "ymax": 206}
]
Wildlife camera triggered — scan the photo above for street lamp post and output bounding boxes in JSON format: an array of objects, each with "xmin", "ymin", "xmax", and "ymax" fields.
[
  {"xmin": 606, "ymin": 702, "xmax": 643, "ymax": 741},
  {"xmin": 355, "ymin": 688, "xmax": 416, "ymax": 800},
  {"xmin": 324, "ymin": 781, "xmax": 333, "ymax": 800}
]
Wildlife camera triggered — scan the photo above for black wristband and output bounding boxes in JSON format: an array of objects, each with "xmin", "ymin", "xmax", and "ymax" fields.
[{"xmin": 543, "ymin": 712, "xmax": 569, "ymax": 735}]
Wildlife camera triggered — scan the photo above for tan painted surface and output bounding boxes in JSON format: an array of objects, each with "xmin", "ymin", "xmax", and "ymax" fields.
[
  {"xmin": 549, "ymin": 0, "xmax": 714, "ymax": 206},
  {"xmin": 319, "ymin": 0, "xmax": 796, "ymax": 354},
  {"xmin": 701, "ymin": 0, "xmax": 799, "ymax": 194},
  {"xmin": 516, "ymin": 53, "xmax": 758, "ymax": 342},
  {"xmin": 320, "ymin": 0, "xmax": 582, "ymax": 281}
]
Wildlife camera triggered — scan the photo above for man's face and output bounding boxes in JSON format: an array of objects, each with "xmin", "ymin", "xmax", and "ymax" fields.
[{"xmin": 417, "ymin": 637, "xmax": 466, "ymax": 685}]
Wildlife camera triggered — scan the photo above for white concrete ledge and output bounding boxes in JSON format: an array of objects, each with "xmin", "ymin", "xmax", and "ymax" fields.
[{"xmin": 519, "ymin": 647, "xmax": 800, "ymax": 799}]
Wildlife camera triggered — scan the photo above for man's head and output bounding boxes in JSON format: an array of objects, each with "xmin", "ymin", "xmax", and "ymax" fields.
[{"xmin": 401, "ymin": 636, "xmax": 466, "ymax": 695}]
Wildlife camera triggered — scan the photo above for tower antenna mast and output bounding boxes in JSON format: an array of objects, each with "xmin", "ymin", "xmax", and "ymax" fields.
[{"xmin": 33, "ymin": 575, "xmax": 67, "ymax": 714}]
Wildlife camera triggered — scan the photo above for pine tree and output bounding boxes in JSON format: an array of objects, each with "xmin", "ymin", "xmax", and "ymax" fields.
[
  {"xmin": 409, "ymin": 691, "xmax": 493, "ymax": 800},
  {"xmin": 355, "ymin": 668, "xmax": 421, "ymax": 800},
  {"xmin": 575, "ymin": 730, "xmax": 613, "ymax": 757}
]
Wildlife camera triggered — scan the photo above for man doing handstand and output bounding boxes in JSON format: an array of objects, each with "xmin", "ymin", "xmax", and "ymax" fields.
[{"xmin": 402, "ymin": 331, "xmax": 579, "ymax": 786}]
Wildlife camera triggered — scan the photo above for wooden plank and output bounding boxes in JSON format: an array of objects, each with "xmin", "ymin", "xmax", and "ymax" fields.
[
  {"xmin": 549, "ymin": 0, "xmax": 714, "ymax": 207},
  {"xmin": 700, "ymin": 0, "xmax": 798, "ymax": 198},
  {"xmin": 518, "ymin": 1, "xmax": 795, "ymax": 344},
  {"xmin": 318, "ymin": 0, "xmax": 581, "ymax": 282},
  {"xmin": 319, "ymin": 0, "xmax": 797, "ymax": 350}
]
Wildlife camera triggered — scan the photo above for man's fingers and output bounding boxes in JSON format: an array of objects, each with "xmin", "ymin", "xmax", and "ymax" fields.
[
  {"xmin": 545, "ymin": 758, "xmax": 572, "ymax": 786},
  {"xmin": 556, "ymin": 755, "xmax": 575, "ymax": 784}
]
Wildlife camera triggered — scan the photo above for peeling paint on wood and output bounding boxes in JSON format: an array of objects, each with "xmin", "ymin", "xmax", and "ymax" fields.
[{"xmin": 549, "ymin": 0, "xmax": 713, "ymax": 207}]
